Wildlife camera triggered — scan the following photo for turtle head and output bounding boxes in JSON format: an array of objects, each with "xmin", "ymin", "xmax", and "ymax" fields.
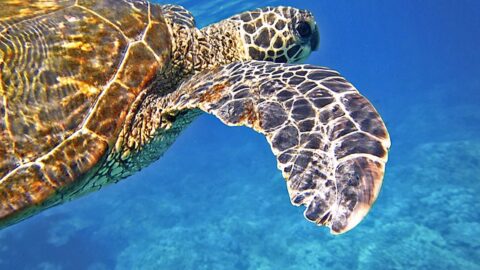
[
  {"xmin": 191, "ymin": 6, "xmax": 319, "ymax": 72},
  {"xmin": 230, "ymin": 6, "xmax": 320, "ymax": 63}
]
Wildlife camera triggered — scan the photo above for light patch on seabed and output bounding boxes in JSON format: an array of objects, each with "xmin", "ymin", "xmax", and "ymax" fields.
[{"xmin": 107, "ymin": 139, "xmax": 480, "ymax": 269}]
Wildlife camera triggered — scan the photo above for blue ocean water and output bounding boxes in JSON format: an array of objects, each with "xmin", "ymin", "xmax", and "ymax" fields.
[{"xmin": 1, "ymin": 0, "xmax": 479, "ymax": 269}]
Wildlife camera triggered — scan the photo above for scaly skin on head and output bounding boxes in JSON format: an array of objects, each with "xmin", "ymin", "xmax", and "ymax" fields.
[
  {"xmin": 228, "ymin": 6, "xmax": 319, "ymax": 63},
  {"xmin": 163, "ymin": 5, "xmax": 320, "ymax": 78}
]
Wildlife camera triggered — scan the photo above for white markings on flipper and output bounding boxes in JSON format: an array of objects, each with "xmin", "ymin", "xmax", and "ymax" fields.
[{"xmin": 162, "ymin": 60, "xmax": 390, "ymax": 234}]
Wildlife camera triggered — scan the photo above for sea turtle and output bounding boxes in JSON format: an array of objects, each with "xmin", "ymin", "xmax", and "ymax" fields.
[{"xmin": 0, "ymin": 0, "xmax": 390, "ymax": 234}]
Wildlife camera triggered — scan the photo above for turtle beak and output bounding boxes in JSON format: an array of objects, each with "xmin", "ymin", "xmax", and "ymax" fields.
[{"xmin": 310, "ymin": 25, "xmax": 320, "ymax": 51}]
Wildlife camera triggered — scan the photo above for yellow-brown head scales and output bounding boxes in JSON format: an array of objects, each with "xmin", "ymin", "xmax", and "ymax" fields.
[
  {"xmin": 164, "ymin": 5, "xmax": 320, "ymax": 76},
  {"xmin": 229, "ymin": 6, "xmax": 320, "ymax": 63}
]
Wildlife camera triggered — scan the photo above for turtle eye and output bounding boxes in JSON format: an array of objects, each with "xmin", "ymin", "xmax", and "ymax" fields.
[{"xmin": 296, "ymin": 21, "xmax": 312, "ymax": 39}]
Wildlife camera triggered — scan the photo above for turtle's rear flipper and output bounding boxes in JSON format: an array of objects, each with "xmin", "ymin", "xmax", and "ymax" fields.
[{"xmin": 165, "ymin": 60, "xmax": 390, "ymax": 234}]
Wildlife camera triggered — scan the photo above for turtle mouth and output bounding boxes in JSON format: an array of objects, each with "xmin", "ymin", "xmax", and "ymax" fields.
[{"xmin": 310, "ymin": 26, "xmax": 320, "ymax": 51}]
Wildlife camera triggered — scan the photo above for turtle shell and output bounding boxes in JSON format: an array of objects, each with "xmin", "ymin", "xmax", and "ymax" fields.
[{"xmin": 0, "ymin": 0, "xmax": 171, "ymax": 223}]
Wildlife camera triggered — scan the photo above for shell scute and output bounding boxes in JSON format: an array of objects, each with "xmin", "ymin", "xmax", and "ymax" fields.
[
  {"xmin": 116, "ymin": 42, "xmax": 163, "ymax": 93},
  {"xmin": 85, "ymin": 82, "xmax": 135, "ymax": 138},
  {"xmin": 145, "ymin": 10, "xmax": 172, "ymax": 57},
  {"xmin": 77, "ymin": 0, "xmax": 149, "ymax": 40},
  {"xmin": 0, "ymin": 0, "xmax": 172, "ymax": 226},
  {"xmin": 0, "ymin": 5, "xmax": 130, "ymax": 164},
  {"xmin": 0, "ymin": 0, "xmax": 75, "ymax": 30},
  {"xmin": 40, "ymin": 131, "xmax": 109, "ymax": 186},
  {"xmin": 0, "ymin": 164, "xmax": 54, "ymax": 223}
]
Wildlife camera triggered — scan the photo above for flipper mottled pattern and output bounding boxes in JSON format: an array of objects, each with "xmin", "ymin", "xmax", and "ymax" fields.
[{"xmin": 163, "ymin": 60, "xmax": 390, "ymax": 234}]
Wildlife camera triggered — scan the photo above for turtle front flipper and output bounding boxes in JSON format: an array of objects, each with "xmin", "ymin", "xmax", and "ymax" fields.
[{"xmin": 164, "ymin": 60, "xmax": 390, "ymax": 234}]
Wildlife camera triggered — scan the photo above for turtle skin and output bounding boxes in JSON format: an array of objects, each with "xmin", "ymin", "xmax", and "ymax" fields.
[
  {"xmin": 0, "ymin": 0, "xmax": 171, "ymax": 226},
  {"xmin": 0, "ymin": 1, "xmax": 390, "ymax": 234}
]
